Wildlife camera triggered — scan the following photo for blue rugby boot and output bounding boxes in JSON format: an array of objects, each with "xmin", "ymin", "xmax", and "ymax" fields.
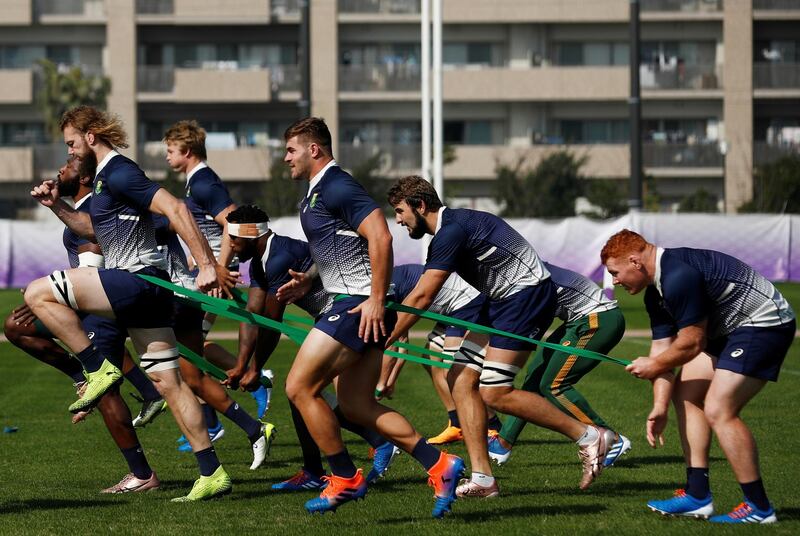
[
  {"xmin": 428, "ymin": 452, "xmax": 466, "ymax": 519},
  {"xmin": 647, "ymin": 488, "xmax": 714, "ymax": 519},
  {"xmin": 709, "ymin": 500, "xmax": 777, "ymax": 524},
  {"xmin": 366, "ymin": 442, "xmax": 401, "ymax": 484},
  {"xmin": 272, "ymin": 469, "xmax": 327, "ymax": 491},
  {"xmin": 304, "ymin": 469, "xmax": 367, "ymax": 514}
]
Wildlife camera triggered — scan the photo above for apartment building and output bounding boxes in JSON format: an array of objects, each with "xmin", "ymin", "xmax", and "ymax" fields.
[{"xmin": 0, "ymin": 0, "xmax": 798, "ymax": 216}]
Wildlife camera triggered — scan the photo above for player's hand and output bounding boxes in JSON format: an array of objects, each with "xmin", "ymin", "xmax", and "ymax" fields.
[
  {"xmin": 276, "ymin": 269, "xmax": 312, "ymax": 304},
  {"xmin": 348, "ymin": 296, "xmax": 385, "ymax": 343},
  {"xmin": 222, "ymin": 366, "xmax": 245, "ymax": 390},
  {"xmin": 239, "ymin": 367, "xmax": 262, "ymax": 392},
  {"xmin": 646, "ymin": 406, "xmax": 668, "ymax": 448},
  {"xmin": 30, "ymin": 180, "xmax": 60, "ymax": 208},
  {"xmin": 11, "ymin": 303, "xmax": 36, "ymax": 326},
  {"xmin": 626, "ymin": 356, "xmax": 663, "ymax": 380},
  {"xmin": 211, "ymin": 265, "xmax": 239, "ymax": 299}
]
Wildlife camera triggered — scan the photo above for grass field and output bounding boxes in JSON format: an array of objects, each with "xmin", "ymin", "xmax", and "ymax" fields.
[{"xmin": 1, "ymin": 286, "xmax": 799, "ymax": 535}]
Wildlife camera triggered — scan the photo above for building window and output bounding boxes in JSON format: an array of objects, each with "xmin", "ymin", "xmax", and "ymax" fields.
[
  {"xmin": 558, "ymin": 120, "xmax": 629, "ymax": 143},
  {"xmin": 555, "ymin": 42, "xmax": 629, "ymax": 66}
]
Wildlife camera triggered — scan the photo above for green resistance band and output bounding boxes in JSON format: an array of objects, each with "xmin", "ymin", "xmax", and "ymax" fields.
[
  {"xmin": 139, "ymin": 275, "xmax": 450, "ymax": 369},
  {"xmin": 177, "ymin": 342, "xmax": 273, "ymax": 389},
  {"xmin": 384, "ymin": 300, "xmax": 630, "ymax": 366}
]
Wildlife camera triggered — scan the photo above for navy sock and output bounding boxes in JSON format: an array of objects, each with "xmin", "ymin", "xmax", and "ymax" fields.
[
  {"xmin": 195, "ymin": 446, "xmax": 221, "ymax": 477},
  {"xmin": 120, "ymin": 444, "xmax": 152, "ymax": 480},
  {"xmin": 447, "ymin": 410, "xmax": 461, "ymax": 428},
  {"xmin": 686, "ymin": 467, "xmax": 710, "ymax": 499},
  {"xmin": 75, "ymin": 345, "xmax": 104, "ymax": 373},
  {"xmin": 334, "ymin": 406, "xmax": 385, "ymax": 448},
  {"xmin": 741, "ymin": 479, "xmax": 770, "ymax": 511},
  {"xmin": 289, "ymin": 401, "xmax": 324, "ymax": 477},
  {"xmin": 69, "ymin": 367, "xmax": 86, "ymax": 384},
  {"xmin": 326, "ymin": 450, "xmax": 357, "ymax": 478},
  {"xmin": 124, "ymin": 366, "xmax": 160, "ymax": 401},
  {"xmin": 412, "ymin": 438, "xmax": 441, "ymax": 471},
  {"xmin": 223, "ymin": 401, "xmax": 261, "ymax": 443},
  {"xmin": 487, "ymin": 415, "xmax": 502, "ymax": 433},
  {"xmin": 202, "ymin": 404, "xmax": 219, "ymax": 429}
]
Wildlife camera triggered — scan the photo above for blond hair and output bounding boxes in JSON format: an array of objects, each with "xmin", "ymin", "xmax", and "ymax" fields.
[
  {"xmin": 59, "ymin": 105, "xmax": 129, "ymax": 149},
  {"xmin": 163, "ymin": 120, "xmax": 208, "ymax": 160}
]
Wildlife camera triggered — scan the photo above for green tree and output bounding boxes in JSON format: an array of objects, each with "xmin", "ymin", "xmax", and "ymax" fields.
[
  {"xmin": 351, "ymin": 152, "xmax": 395, "ymax": 216},
  {"xmin": 494, "ymin": 150, "xmax": 586, "ymax": 218},
  {"xmin": 161, "ymin": 167, "xmax": 184, "ymax": 198},
  {"xmin": 643, "ymin": 175, "xmax": 661, "ymax": 212},
  {"xmin": 35, "ymin": 59, "xmax": 111, "ymax": 141},
  {"xmin": 678, "ymin": 188, "xmax": 719, "ymax": 213},
  {"xmin": 260, "ymin": 155, "xmax": 306, "ymax": 217},
  {"xmin": 581, "ymin": 179, "xmax": 628, "ymax": 219},
  {"xmin": 739, "ymin": 155, "xmax": 800, "ymax": 213}
]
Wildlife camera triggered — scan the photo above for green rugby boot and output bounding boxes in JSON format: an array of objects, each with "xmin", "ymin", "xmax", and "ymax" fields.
[
  {"xmin": 68, "ymin": 359, "xmax": 123, "ymax": 414},
  {"xmin": 171, "ymin": 466, "xmax": 232, "ymax": 502}
]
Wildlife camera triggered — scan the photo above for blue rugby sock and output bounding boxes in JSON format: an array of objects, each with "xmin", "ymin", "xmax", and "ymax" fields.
[
  {"xmin": 75, "ymin": 345, "xmax": 104, "ymax": 373},
  {"xmin": 487, "ymin": 414, "xmax": 502, "ymax": 433},
  {"xmin": 121, "ymin": 444, "xmax": 152, "ymax": 480},
  {"xmin": 124, "ymin": 366, "xmax": 160, "ymax": 401},
  {"xmin": 741, "ymin": 479, "xmax": 770, "ymax": 511},
  {"xmin": 686, "ymin": 467, "xmax": 710, "ymax": 499},
  {"xmin": 195, "ymin": 446, "xmax": 221, "ymax": 477},
  {"xmin": 223, "ymin": 401, "xmax": 261, "ymax": 443},
  {"xmin": 411, "ymin": 438, "xmax": 441, "ymax": 471},
  {"xmin": 447, "ymin": 409, "xmax": 461, "ymax": 428},
  {"xmin": 326, "ymin": 450, "xmax": 357, "ymax": 478}
]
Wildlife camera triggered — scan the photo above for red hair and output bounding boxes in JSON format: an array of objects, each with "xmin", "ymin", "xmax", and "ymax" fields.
[{"xmin": 600, "ymin": 229, "xmax": 648, "ymax": 264}]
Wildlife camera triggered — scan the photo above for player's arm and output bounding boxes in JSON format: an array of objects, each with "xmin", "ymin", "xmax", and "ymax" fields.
[
  {"xmin": 148, "ymin": 189, "xmax": 234, "ymax": 294},
  {"xmin": 348, "ymin": 208, "xmax": 393, "ymax": 343},
  {"xmin": 76, "ymin": 242, "xmax": 104, "ymax": 268},
  {"xmin": 645, "ymin": 337, "xmax": 676, "ymax": 448},
  {"xmin": 276, "ymin": 264, "xmax": 319, "ymax": 304},
  {"xmin": 386, "ymin": 269, "xmax": 450, "ymax": 347},
  {"xmin": 627, "ymin": 321, "xmax": 706, "ymax": 379},
  {"xmin": 213, "ymin": 203, "xmax": 237, "ymax": 267},
  {"xmin": 31, "ymin": 180, "xmax": 95, "ymax": 240}
]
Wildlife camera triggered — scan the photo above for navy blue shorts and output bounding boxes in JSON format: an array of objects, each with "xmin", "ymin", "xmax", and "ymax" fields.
[
  {"xmin": 443, "ymin": 294, "xmax": 487, "ymax": 338},
  {"xmin": 172, "ymin": 300, "xmax": 204, "ymax": 334},
  {"xmin": 314, "ymin": 296, "xmax": 397, "ymax": 354},
  {"xmin": 81, "ymin": 314, "xmax": 127, "ymax": 360},
  {"xmin": 481, "ymin": 281, "xmax": 557, "ymax": 351},
  {"xmin": 98, "ymin": 266, "xmax": 174, "ymax": 329},
  {"xmin": 706, "ymin": 320, "xmax": 796, "ymax": 382}
]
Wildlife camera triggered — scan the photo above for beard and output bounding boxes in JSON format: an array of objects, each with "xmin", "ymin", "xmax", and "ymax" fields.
[
  {"xmin": 408, "ymin": 211, "xmax": 428, "ymax": 240},
  {"xmin": 77, "ymin": 151, "xmax": 98, "ymax": 179}
]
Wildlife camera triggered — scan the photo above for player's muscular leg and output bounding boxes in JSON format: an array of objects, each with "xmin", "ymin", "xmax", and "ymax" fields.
[
  {"xmin": 480, "ymin": 347, "xmax": 586, "ymax": 440},
  {"xmin": 704, "ymin": 370, "xmax": 767, "ymax": 483},
  {"xmin": 130, "ymin": 327, "xmax": 211, "ymax": 452},
  {"xmin": 24, "ymin": 268, "xmax": 113, "ymax": 352},
  {"xmin": 673, "ymin": 353, "xmax": 714, "ymax": 468},
  {"xmin": 448, "ymin": 363, "xmax": 491, "ymax": 474},
  {"xmin": 3, "ymin": 311, "xmax": 80, "ymax": 376},
  {"xmin": 176, "ymin": 327, "xmax": 234, "ymax": 411},
  {"xmin": 202, "ymin": 342, "xmax": 238, "ymax": 370},
  {"xmin": 95, "ymin": 386, "xmax": 140, "ymax": 450},
  {"xmin": 285, "ymin": 329, "xmax": 357, "ymax": 455},
  {"xmin": 336, "ymin": 346, "xmax": 423, "ymax": 453}
]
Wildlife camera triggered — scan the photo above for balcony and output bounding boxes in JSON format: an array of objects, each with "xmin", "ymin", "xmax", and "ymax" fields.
[
  {"xmin": 137, "ymin": 65, "xmax": 298, "ymax": 102},
  {"xmin": 339, "ymin": 0, "xmax": 420, "ymax": 22},
  {"xmin": 753, "ymin": 63, "xmax": 800, "ymax": 96},
  {"xmin": 0, "ymin": 147, "xmax": 34, "ymax": 183},
  {"xmin": 0, "ymin": 70, "xmax": 34, "ymax": 104},
  {"xmin": 640, "ymin": 0, "xmax": 723, "ymax": 19},
  {"xmin": 754, "ymin": 0, "xmax": 800, "ymax": 18},
  {"xmin": 34, "ymin": 0, "xmax": 105, "ymax": 23},
  {"xmin": 754, "ymin": 142, "xmax": 800, "ymax": 166},
  {"xmin": 138, "ymin": 144, "xmax": 272, "ymax": 182},
  {"xmin": 441, "ymin": 0, "xmax": 628, "ymax": 23},
  {"xmin": 640, "ymin": 64, "xmax": 722, "ymax": 96},
  {"xmin": 339, "ymin": 64, "xmax": 421, "ymax": 99},
  {"xmin": 443, "ymin": 66, "xmax": 629, "ymax": 101},
  {"xmin": 136, "ymin": 0, "xmax": 271, "ymax": 23},
  {"xmin": 643, "ymin": 142, "xmax": 723, "ymax": 176}
]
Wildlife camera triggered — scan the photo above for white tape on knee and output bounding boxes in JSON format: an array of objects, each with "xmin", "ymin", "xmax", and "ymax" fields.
[
  {"xmin": 140, "ymin": 348, "xmax": 180, "ymax": 373},
  {"xmin": 480, "ymin": 361, "xmax": 521, "ymax": 388},
  {"xmin": 48, "ymin": 270, "xmax": 78, "ymax": 309},
  {"xmin": 427, "ymin": 325, "xmax": 446, "ymax": 350},
  {"xmin": 453, "ymin": 340, "xmax": 486, "ymax": 372}
]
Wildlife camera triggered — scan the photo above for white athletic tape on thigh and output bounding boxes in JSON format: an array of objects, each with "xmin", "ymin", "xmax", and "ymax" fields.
[
  {"xmin": 454, "ymin": 341, "xmax": 486, "ymax": 372},
  {"xmin": 48, "ymin": 270, "xmax": 78, "ymax": 309},
  {"xmin": 427, "ymin": 323, "xmax": 447, "ymax": 349},
  {"xmin": 140, "ymin": 348, "xmax": 180, "ymax": 372},
  {"xmin": 480, "ymin": 361, "xmax": 521, "ymax": 387}
]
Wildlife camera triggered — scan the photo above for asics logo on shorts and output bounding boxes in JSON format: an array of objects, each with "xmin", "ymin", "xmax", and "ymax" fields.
[
  {"xmin": 730, "ymin": 348, "xmax": 744, "ymax": 358},
  {"xmin": 87, "ymin": 332, "xmax": 95, "ymax": 340},
  {"xmin": 328, "ymin": 314, "xmax": 341, "ymax": 322}
]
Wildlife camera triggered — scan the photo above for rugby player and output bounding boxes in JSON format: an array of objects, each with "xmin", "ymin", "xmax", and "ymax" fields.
[
  {"xmin": 386, "ymin": 175, "xmax": 615, "ymax": 497},
  {"xmin": 277, "ymin": 118, "xmax": 464, "ymax": 517},
  {"xmin": 602, "ymin": 229, "xmax": 795, "ymax": 524},
  {"xmin": 26, "ymin": 105, "xmax": 234, "ymax": 501}
]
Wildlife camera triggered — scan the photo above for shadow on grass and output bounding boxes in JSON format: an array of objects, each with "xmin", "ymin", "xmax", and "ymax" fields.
[
  {"xmin": 615, "ymin": 454, "xmax": 726, "ymax": 468},
  {"xmin": 380, "ymin": 503, "xmax": 607, "ymax": 524},
  {"xmin": 509, "ymin": 479, "xmax": 678, "ymax": 497},
  {"xmin": 778, "ymin": 507, "xmax": 800, "ymax": 521},
  {"xmin": 0, "ymin": 498, "xmax": 119, "ymax": 514}
]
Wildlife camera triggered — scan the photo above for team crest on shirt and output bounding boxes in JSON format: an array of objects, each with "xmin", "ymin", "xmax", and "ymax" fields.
[
  {"xmin": 94, "ymin": 180, "xmax": 102, "ymax": 194},
  {"xmin": 310, "ymin": 193, "xmax": 319, "ymax": 208}
]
